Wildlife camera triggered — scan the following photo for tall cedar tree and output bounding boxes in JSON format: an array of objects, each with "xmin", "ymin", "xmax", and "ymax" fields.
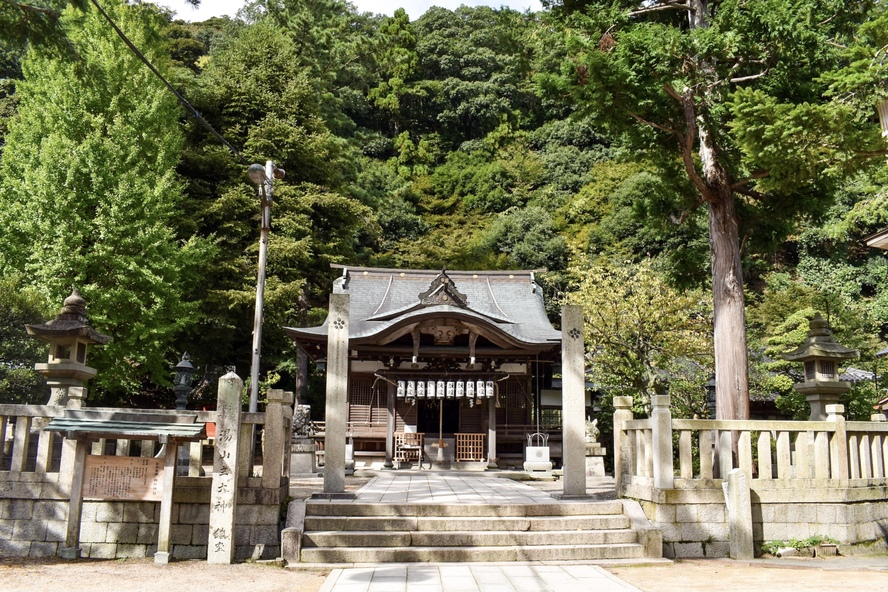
[{"xmin": 540, "ymin": 0, "xmax": 886, "ymax": 419}]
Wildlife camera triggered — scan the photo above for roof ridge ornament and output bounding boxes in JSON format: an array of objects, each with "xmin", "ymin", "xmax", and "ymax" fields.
[{"xmin": 418, "ymin": 269, "xmax": 468, "ymax": 308}]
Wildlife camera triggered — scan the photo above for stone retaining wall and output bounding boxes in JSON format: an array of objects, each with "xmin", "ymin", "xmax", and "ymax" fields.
[
  {"xmin": 626, "ymin": 479, "xmax": 888, "ymax": 558},
  {"xmin": 0, "ymin": 476, "xmax": 286, "ymax": 560}
]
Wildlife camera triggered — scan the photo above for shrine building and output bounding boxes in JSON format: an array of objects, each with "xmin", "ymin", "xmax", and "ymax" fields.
[{"xmin": 284, "ymin": 265, "xmax": 577, "ymax": 469}]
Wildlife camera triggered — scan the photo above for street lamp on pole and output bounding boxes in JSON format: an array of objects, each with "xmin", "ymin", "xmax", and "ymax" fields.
[{"xmin": 247, "ymin": 160, "xmax": 284, "ymax": 412}]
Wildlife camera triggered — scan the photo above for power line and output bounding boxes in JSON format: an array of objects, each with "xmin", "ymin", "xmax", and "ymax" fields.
[{"xmin": 89, "ymin": 0, "xmax": 247, "ymax": 163}]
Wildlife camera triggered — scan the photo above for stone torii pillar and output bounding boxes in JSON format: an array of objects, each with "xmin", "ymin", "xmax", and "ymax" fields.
[
  {"xmin": 323, "ymin": 294, "xmax": 350, "ymax": 494},
  {"xmin": 562, "ymin": 305, "xmax": 586, "ymax": 497}
]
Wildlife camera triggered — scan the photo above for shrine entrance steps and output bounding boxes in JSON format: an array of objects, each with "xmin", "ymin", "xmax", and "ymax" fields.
[
  {"xmin": 295, "ymin": 474, "xmax": 660, "ymax": 564},
  {"xmin": 300, "ymin": 500, "xmax": 649, "ymax": 563}
]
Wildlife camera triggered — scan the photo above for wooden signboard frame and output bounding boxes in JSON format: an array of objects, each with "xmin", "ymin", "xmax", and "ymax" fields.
[{"xmin": 44, "ymin": 413, "xmax": 206, "ymax": 564}]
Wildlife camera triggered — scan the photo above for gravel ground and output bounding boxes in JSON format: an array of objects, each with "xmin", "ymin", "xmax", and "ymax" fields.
[
  {"xmin": 5, "ymin": 554, "xmax": 888, "ymax": 592},
  {"xmin": 609, "ymin": 557, "xmax": 888, "ymax": 592},
  {"xmin": 0, "ymin": 557, "xmax": 329, "ymax": 592}
]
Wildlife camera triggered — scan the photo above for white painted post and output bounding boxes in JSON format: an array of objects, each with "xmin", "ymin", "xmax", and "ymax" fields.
[
  {"xmin": 651, "ymin": 394, "xmax": 674, "ymax": 490},
  {"xmin": 324, "ymin": 294, "xmax": 350, "ymax": 494},
  {"xmin": 208, "ymin": 372, "xmax": 243, "ymax": 564},
  {"xmin": 561, "ymin": 305, "xmax": 586, "ymax": 497}
]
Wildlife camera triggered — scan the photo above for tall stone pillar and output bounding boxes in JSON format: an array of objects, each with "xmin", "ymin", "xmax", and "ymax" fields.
[
  {"xmin": 323, "ymin": 294, "xmax": 350, "ymax": 494},
  {"xmin": 208, "ymin": 372, "xmax": 243, "ymax": 564},
  {"xmin": 562, "ymin": 305, "xmax": 586, "ymax": 497}
]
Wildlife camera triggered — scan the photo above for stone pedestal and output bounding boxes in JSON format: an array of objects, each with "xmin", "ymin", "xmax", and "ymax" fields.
[
  {"xmin": 345, "ymin": 442, "xmax": 355, "ymax": 476},
  {"xmin": 806, "ymin": 392, "xmax": 843, "ymax": 421},
  {"xmin": 290, "ymin": 438, "xmax": 317, "ymax": 475},
  {"xmin": 585, "ymin": 440, "xmax": 606, "ymax": 477}
]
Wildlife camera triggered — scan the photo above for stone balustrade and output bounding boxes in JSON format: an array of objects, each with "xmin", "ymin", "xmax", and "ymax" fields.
[
  {"xmin": 0, "ymin": 383, "xmax": 292, "ymax": 560},
  {"xmin": 614, "ymin": 395, "xmax": 888, "ymax": 558}
]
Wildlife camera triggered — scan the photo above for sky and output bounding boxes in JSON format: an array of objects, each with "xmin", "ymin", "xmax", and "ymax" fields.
[{"xmin": 157, "ymin": 0, "xmax": 544, "ymax": 22}]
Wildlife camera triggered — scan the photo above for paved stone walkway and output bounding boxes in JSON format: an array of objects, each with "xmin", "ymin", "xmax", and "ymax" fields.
[
  {"xmin": 350, "ymin": 472, "xmax": 558, "ymax": 504},
  {"xmin": 315, "ymin": 473, "xmax": 648, "ymax": 591},
  {"xmin": 318, "ymin": 563, "xmax": 643, "ymax": 592}
]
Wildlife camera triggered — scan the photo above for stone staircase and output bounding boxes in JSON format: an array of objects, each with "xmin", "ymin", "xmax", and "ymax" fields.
[{"xmin": 298, "ymin": 500, "xmax": 659, "ymax": 563}]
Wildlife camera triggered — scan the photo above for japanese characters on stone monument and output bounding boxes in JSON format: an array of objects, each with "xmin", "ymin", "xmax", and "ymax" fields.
[{"xmin": 208, "ymin": 372, "xmax": 242, "ymax": 564}]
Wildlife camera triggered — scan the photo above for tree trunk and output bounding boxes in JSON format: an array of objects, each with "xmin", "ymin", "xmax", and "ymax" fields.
[
  {"xmin": 707, "ymin": 193, "xmax": 750, "ymax": 420},
  {"xmin": 690, "ymin": 0, "xmax": 750, "ymax": 421},
  {"xmin": 701, "ymin": 132, "xmax": 750, "ymax": 421}
]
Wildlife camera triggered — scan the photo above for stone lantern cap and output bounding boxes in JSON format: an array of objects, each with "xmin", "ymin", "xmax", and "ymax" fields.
[
  {"xmin": 781, "ymin": 313, "xmax": 858, "ymax": 362},
  {"xmin": 25, "ymin": 289, "xmax": 111, "ymax": 345}
]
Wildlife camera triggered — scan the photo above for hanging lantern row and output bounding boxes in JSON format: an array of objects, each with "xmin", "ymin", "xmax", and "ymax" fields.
[{"xmin": 397, "ymin": 379, "xmax": 495, "ymax": 400}]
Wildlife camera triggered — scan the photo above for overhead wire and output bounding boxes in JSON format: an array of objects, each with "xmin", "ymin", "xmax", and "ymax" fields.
[{"xmin": 89, "ymin": 0, "xmax": 247, "ymax": 163}]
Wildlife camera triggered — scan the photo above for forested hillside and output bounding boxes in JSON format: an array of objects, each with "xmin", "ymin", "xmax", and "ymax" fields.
[{"xmin": 1, "ymin": 0, "xmax": 887, "ymax": 420}]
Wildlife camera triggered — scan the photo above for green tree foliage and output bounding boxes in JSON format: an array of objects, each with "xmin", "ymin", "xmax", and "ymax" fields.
[
  {"xmin": 539, "ymin": 0, "xmax": 887, "ymax": 420},
  {"xmin": 0, "ymin": 0, "xmax": 211, "ymax": 400},
  {"xmin": 0, "ymin": 274, "xmax": 52, "ymax": 404},
  {"xmin": 476, "ymin": 206, "xmax": 568, "ymax": 271},
  {"xmin": 563, "ymin": 257, "xmax": 714, "ymax": 416},
  {"xmin": 412, "ymin": 6, "xmax": 540, "ymax": 146},
  {"xmin": 368, "ymin": 8, "xmax": 419, "ymax": 136},
  {"xmin": 0, "ymin": 1, "xmax": 87, "ymax": 60},
  {"xmin": 431, "ymin": 129, "xmax": 544, "ymax": 214},
  {"xmin": 176, "ymin": 10, "xmax": 375, "ymax": 389}
]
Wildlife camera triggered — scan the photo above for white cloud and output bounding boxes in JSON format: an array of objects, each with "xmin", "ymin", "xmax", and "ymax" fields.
[{"xmin": 156, "ymin": 0, "xmax": 542, "ymax": 22}]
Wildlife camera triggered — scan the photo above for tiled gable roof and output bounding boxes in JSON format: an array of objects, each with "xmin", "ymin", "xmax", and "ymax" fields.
[{"xmin": 284, "ymin": 266, "xmax": 561, "ymax": 347}]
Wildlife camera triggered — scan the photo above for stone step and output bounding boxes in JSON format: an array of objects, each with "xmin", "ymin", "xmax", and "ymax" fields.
[
  {"xmin": 300, "ymin": 543, "xmax": 647, "ymax": 563},
  {"xmin": 303, "ymin": 514, "xmax": 631, "ymax": 532},
  {"xmin": 304, "ymin": 501, "xmax": 625, "ymax": 518},
  {"xmin": 303, "ymin": 528, "xmax": 639, "ymax": 548}
]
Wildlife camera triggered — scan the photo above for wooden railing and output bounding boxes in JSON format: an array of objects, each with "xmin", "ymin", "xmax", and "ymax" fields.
[{"xmin": 614, "ymin": 394, "xmax": 888, "ymax": 492}]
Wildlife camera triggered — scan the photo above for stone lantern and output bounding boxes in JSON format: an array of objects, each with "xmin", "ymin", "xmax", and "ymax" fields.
[
  {"xmin": 781, "ymin": 313, "xmax": 858, "ymax": 420},
  {"xmin": 26, "ymin": 289, "xmax": 111, "ymax": 408},
  {"xmin": 173, "ymin": 352, "xmax": 195, "ymax": 410}
]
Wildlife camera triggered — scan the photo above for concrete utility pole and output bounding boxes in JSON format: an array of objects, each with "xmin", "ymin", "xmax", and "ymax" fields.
[{"xmin": 248, "ymin": 160, "xmax": 284, "ymax": 412}]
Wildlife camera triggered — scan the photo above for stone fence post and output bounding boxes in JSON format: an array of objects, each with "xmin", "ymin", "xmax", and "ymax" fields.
[
  {"xmin": 262, "ymin": 389, "xmax": 293, "ymax": 489},
  {"xmin": 613, "ymin": 396, "xmax": 634, "ymax": 493},
  {"xmin": 827, "ymin": 404, "xmax": 849, "ymax": 479},
  {"xmin": 651, "ymin": 395, "xmax": 674, "ymax": 490}
]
